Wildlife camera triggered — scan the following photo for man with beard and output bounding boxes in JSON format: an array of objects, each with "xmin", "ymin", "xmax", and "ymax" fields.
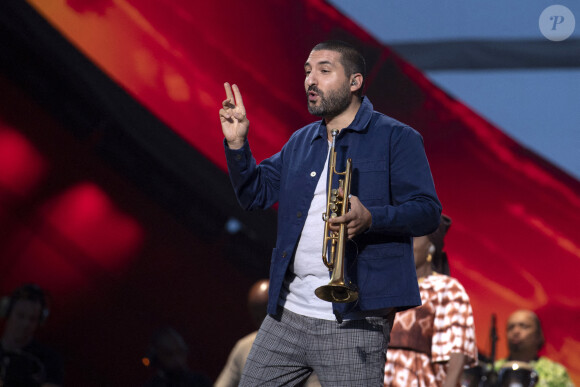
[
  {"xmin": 219, "ymin": 40, "xmax": 441, "ymax": 386},
  {"xmin": 495, "ymin": 310, "xmax": 574, "ymax": 387}
]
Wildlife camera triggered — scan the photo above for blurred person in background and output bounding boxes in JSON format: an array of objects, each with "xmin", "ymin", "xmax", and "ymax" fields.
[
  {"xmin": 495, "ymin": 309, "xmax": 574, "ymax": 387},
  {"xmin": 384, "ymin": 215, "xmax": 477, "ymax": 387},
  {"xmin": 0, "ymin": 283, "xmax": 63, "ymax": 387},
  {"xmin": 143, "ymin": 326, "xmax": 211, "ymax": 387}
]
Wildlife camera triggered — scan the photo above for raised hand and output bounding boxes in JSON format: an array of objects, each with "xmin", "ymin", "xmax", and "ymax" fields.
[{"xmin": 219, "ymin": 82, "xmax": 249, "ymax": 150}]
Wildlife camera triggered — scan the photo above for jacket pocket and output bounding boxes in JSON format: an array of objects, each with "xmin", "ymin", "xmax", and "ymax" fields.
[
  {"xmin": 352, "ymin": 159, "xmax": 387, "ymax": 201},
  {"xmin": 356, "ymin": 244, "xmax": 404, "ymax": 297}
]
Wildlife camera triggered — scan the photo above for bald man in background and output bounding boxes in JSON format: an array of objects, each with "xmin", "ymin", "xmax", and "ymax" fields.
[
  {"xmin": 495, "ymin": 309, "xmax": 574, "ymax": 387},
  {"xmin": 215, "ymin": 280, "xmax": 320, "ymax": 387}
]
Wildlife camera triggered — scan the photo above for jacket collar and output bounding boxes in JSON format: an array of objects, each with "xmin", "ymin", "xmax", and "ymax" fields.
[{"xmin": 310, "ymin": 97, "xmax": 374, "ymax": 144}]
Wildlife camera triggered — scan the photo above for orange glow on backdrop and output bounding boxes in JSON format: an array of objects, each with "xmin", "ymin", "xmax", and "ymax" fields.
[{"xmin": 26, "ymin": 0, "xmax": 312, "ymax": 168}]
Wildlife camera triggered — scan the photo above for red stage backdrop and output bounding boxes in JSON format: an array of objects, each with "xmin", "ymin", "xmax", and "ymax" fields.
[{"xmin": 6, "ymin": 0, "xmax": 580, "ymax": 383}]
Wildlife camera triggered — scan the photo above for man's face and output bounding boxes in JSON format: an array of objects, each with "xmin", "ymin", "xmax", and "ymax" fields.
[
  {"xmin": 304, "ymin": 49, "xmax": 352, "ymax": 118},
  {"xmin": 506, "ymin": 310, "xmax": 541, "ymax": 356},
  {"xmin": 4, "ymin": 299, "xmax": 43, "ymax": 345}
]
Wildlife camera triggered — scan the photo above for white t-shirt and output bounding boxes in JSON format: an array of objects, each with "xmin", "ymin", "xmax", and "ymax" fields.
[{"xmin": 279, "ymin": 144, "xmax": 336, "ymax": 320}]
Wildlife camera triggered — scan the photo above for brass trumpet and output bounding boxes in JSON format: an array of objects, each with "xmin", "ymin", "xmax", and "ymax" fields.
[{"xmin": 315, "ymin": 130, "xmax": 359, "ymax": 303}]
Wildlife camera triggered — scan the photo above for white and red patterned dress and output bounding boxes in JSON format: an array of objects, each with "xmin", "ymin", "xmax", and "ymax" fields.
[{"xmin": 384, "ymin": 273, "xmax": 477, "ymax": 387}]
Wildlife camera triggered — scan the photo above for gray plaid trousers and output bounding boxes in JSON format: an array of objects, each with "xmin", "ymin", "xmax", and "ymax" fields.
[{"xmin": 239, "ymin": 307, "xmax": 395, "ymax": 387}]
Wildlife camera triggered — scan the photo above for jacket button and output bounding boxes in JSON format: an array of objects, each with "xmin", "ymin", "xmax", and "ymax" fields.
[
  {"xmin": 310, "ymin": 171, "xmax": 316, "ymax": 177},
  {"xmin": 297, "ymin": 211, "xmax": 302, "ymax": 218},
  {"xmin": 235, "ymin": 154, "xmax": 242, "ymax": 161},
  {"xmin": 282, "ymin": 251, "xmax": 288, "ymax": 258}
]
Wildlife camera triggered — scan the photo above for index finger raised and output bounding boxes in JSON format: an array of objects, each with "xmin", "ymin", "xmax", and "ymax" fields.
[{"xmin": 224, "ymin": 82, "xmax": 234, "ymax": 101}]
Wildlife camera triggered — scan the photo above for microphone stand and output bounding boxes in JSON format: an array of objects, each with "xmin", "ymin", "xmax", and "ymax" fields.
[{"xmin": 485, "ymin": 314, "xmax": 499, "ymax": 386}]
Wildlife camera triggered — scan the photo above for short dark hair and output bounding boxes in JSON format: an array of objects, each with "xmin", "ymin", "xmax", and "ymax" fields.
[
  {"xmin": 311, "ymin": 40, "xmax": 366, "ymax": 96},
  {"xmin": 0, "ymin": 283, "xmax": 49, "ymax": 323}
]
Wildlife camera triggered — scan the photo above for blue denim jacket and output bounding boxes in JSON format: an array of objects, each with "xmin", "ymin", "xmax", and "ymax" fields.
[{"xmin": 225, "ymin": 97, "xmax": 441, "ymax": 318}]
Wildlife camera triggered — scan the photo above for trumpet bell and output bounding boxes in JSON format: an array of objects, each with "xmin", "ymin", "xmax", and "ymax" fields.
[{"xmin": 315, "ymin": 283, "xmax": 358, "ymax": 303}]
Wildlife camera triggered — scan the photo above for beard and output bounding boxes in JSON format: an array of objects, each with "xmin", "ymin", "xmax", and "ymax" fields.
[{"xmin": 307, "ymin": 82, "xmax": 352, "ymax": 118}]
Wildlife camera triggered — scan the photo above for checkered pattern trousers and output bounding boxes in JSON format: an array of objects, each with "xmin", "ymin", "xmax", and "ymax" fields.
[{"xmin": 239, "ymin": 307, "xmax": 395, "ymax": 387}]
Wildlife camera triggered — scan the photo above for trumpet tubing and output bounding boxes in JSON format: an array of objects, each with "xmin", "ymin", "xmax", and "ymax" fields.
[{"xmin": 316, "ymin": 130, "xmax": 358, "ymax": 303}]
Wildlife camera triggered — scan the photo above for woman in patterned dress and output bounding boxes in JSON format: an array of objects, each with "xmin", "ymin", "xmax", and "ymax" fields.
[{"xmin": 384, "ymin": 215, "xmax": 478, "ymax": 387}]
